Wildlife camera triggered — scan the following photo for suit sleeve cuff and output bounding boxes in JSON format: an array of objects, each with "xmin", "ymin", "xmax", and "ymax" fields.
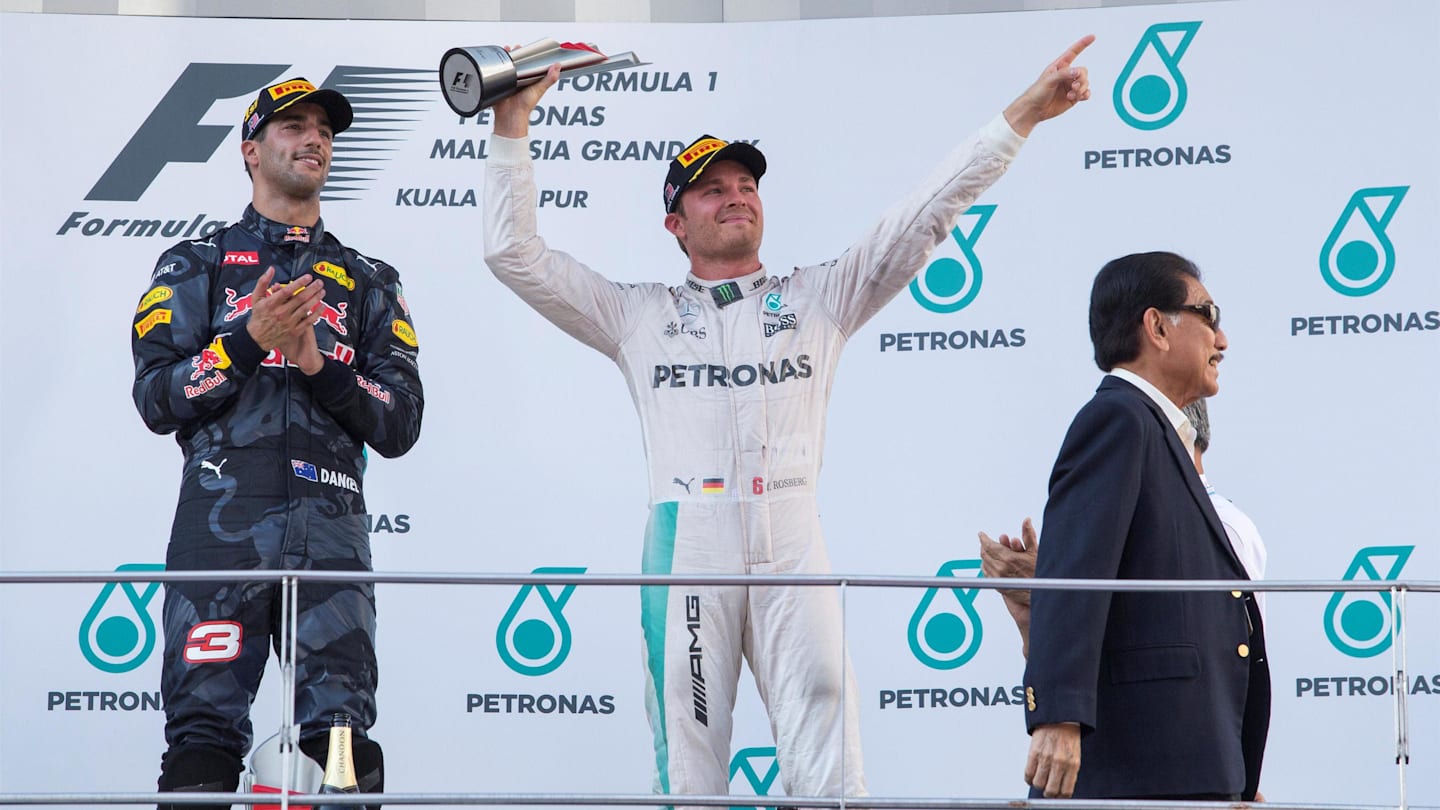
[
  {"xmin": 223, "ymin": 324, "xmax": 268, "ymax": 373},
  {"xmin": 982, "ymin": 112, "xmax": 1026, "ymax": 162},
  {"xmin": 489, "ymin": 134, "xmax": 531, "ymax": 167},
  {"xmin": 306, "ymin": 357, "xmax": 356, "ymax": 404}
]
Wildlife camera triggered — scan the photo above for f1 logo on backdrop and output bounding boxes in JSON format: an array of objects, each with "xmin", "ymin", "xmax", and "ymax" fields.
[
  {"xmin": 1323, "ymin": 546, "xmax": 1413, "ymax": 658},
  {"xmin": 78, "ymin": 564, "xmax": 165, "ymax": 673},
  {"xmin": 496, "ymin": 567, "xmax": 587, "ymax": 676},
  {"xmin": 729, "ymin": 746, "xmax": 780, "ymax": 810},
  {"xmin": 1319, "ymin": 187, "xmax": 1409, "ymax": 297},
  {"xmin": 907, "ymin": 560, "xmax": 985, "ymax": 669},
  {"xmin": 89, "ymin": 63, "xmax": 433, "ymax": 203},
  {"xmin": 909, "ymin": 205, "xmax": 995, "ymax": 314},
  {"xmin": 1114, "ymin": 22, "xmax": 1201, "ymax": 130}
]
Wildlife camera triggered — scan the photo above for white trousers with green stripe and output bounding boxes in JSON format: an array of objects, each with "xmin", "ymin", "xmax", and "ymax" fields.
[{"xmin": 641, "ymin": 500, "xmax": 866, "ymax": 804}]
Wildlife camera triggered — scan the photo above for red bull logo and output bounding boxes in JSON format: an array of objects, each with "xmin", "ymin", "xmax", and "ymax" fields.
[
  {"xmin": 259, "ymin": 343, "xmax": 351, "ymax": 368},
  {"xmin": 356, "ymin": 375, "xmax": 392, "ymax": 404},
  {"xmin": 222, "ymin": 286, "xmax": 346, "ymax": 333},
  {"xmin": 329, "ymin": 342, "xmax": 356, "ymax": 365},
  {"xmin": 283, "ymin": 226, "xmax": 311, "ymax": 244},
  {"xmin": 313, "ymin": 301, "xmax": 348, "ymax": 336},
  {"xmin": 189, "ymin": 337, "xmax": 232, "ymax": 380},
  {"xmin": 191, "ymin": 343, "xmax": 224, "ymax": 374},
  {"xmin": 190, "ymin": 348, "xmax": 224, "ymax": 380},
  {"xmin": 183, "ymin": 372, "xmax": 227, "ymax": 399},
  {"xmin": 223, "ymin": 288, "xmax": 256, "ymax": 322}
]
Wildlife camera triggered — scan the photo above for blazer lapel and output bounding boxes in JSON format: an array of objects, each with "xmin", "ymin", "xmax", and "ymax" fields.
[{"xmin": 1101, "ymin": 377, "xmax": 1248, "ymax": 577}]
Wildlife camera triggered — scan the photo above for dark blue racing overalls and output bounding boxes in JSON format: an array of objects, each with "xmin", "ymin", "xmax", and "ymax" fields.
[{"xmin": 132, "ymin": 204, "xmax": 423, "ymax": 771}]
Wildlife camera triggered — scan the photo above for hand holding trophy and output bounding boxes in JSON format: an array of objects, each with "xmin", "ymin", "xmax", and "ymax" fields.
[{"xmin": 440, "ymin": 39, "xmax": 641, "ymax": 116}]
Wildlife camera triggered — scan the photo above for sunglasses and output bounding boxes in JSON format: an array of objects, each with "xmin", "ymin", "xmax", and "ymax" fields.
[{"xmin": 1172, "ymin": 303, "xmax": 1221, "ymax": 330}]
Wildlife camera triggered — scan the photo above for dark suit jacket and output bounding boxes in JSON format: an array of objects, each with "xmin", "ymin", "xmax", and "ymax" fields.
[{"xmin": 1023, "ymin": 376, "xmax": 1270, "ymax": 799}]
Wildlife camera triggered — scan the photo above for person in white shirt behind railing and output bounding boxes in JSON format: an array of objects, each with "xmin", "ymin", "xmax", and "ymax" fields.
[{"xmin": 1183, "ymin": 397, "xmax": 1268, "ymax": 619}]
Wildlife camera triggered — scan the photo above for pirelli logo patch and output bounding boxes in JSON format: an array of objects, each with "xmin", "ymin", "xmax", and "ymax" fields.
[
  {"xmin": 135, "ymin": 309, "xmax": 172, "ymax": 338},
  {"xmin": 268, "ymin": 80, "xmax": 316, "ymax": 100},
  {"xmin": 677, "ymin": 138, "xmax": 725, "ymax": 168}
]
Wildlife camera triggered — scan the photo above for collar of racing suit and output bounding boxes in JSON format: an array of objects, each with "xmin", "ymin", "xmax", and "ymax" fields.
[
  {"xmin": 240, "ymin": 204, "xmax": 327, "ymax": 246},
  {"xmin": 683, "ymin": 266, "xmax": 769, "ymax": 308}
]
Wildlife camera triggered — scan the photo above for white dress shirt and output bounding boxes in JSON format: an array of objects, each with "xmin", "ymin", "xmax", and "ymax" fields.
[
  {"xmin": 1200, "ymin": 473, "xmax": 1269, "ymax": 619},
  {"xmin": 1107, "ymin": 368, "xmax": 1197, "ymax": 457}
]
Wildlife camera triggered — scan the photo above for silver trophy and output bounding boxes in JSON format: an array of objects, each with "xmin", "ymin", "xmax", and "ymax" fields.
[{"xmin": 440, "ymin": 39, "xmax": 642, "ymax": 117}]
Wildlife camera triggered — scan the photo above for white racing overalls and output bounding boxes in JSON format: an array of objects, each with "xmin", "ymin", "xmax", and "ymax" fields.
[{"xmin": 484, "ymin": 116, "xmax": 1022, "ymax": 801}]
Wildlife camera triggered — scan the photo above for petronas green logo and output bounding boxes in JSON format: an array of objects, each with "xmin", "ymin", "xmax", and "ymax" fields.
[
  {"xmin": 1114, "ymin": 22, "xmax": 1202, "ymax": 130},
  {"xmin": 1324, "ymin": 546, "xmax": 1412, "ymax": 658},
  {"xmin": 910, "ymin": 205, "xmax": 994, "ymax": 314},
  {"xmin": 907, "ymin": 559, "xmax": 984, "ymax": 669},
  {"xmin": 1319, "ymin": 187, "xmax": 1408, "ymax": 297},
  {"xmin": 729, "ymin": 746, "xmax": 780, "ymax": 810},
  {"xmin": 497, "ymin": 566, "xmax": 587, "ymax": 676},
  {"xmin": 79, "ymin": 563, "xmax": 165, "ymax": 673}
]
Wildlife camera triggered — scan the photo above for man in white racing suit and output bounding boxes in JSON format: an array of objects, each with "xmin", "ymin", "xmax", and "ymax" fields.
[{"xmin": 483, "ymin": 39, "xmax": 1093, "ymax": 804}]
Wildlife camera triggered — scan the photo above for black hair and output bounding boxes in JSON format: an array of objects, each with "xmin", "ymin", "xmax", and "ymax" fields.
[
  {"xmin": 1088, "ymin": 251, "xmax": 1200, "ymax": 371},
  {"xmin": 242, "ymin": 124, "xmax": 269, "ymax": 179}
]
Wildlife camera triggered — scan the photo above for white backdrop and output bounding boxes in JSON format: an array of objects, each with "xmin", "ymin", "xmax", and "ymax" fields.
[{"xmin": 1, "ymin": 1, "xmax": 1437, "ymax": 806}]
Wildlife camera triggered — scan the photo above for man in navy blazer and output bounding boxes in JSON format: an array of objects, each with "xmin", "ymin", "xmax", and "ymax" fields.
[{"xmin": 1021, "ymin": 252, "xmax": 1269, "ymax": 800}]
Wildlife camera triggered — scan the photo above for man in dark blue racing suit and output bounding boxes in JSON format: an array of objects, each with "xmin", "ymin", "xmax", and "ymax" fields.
[{"xmin": 131, "ymin": 77, "xmax": 423, "ymax": 808}]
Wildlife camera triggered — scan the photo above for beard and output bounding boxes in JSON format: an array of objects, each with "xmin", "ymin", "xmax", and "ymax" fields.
[{"xmin": 260, "ymin": 151, "xmax": 328, "ymax": 198}]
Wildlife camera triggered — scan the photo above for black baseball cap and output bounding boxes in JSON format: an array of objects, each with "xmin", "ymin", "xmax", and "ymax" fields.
[
  {"xmin": 663, "ymin": 135, "xmax": 767, "ymax": 214},
  {"xmin": 241, "ymin": 77, "xmax": 353, "ymax": 142}
]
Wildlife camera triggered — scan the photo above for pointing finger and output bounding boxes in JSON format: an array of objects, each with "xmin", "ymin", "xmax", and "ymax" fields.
[{"xmin": 1054, "ymin": 34, "xmax": 1096, "ymax": 69}]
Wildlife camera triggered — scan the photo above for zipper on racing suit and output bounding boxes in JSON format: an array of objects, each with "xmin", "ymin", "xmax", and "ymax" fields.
[{"xmin": 279, "ymin": 240, "xmax": 322, "ymax": 565}]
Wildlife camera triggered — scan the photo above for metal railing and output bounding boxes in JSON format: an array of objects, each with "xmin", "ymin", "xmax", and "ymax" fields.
[{"xmin": 1, "ymin": 570, "xmax": 1435, "ymax": 810}]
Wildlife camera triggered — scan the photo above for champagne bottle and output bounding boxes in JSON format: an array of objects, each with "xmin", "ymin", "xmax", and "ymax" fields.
[{"xmin": 316, "ymin": 713, "xmax": 359, "ymax": 803}]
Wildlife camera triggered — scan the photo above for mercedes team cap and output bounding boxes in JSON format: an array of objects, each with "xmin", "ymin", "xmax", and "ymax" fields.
[
  {"xmin": 663, "ymin": 135, "xmax": 767, "ymax": 214},
  {"xmin": 241, "ymin": 77, "xmax": 354, "ymax": 142}
]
